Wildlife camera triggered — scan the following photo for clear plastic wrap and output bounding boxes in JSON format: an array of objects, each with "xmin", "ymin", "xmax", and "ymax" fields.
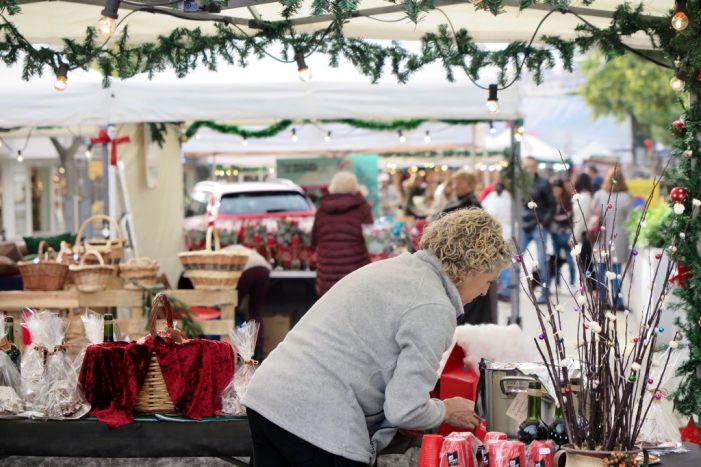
[
  {"xmin": 0, "ymin": 316, "xmax": 23, "ymax": 415},
  {"xmin": 221, "ymin": 320, "xmax": 260, "ymax": 415},
  {"xmin": 487, "ymin": 440, "xmax": 526, "ymax": 467},
  {"xmin": 637, "ymin": 349, "xmax": 683, "ymax": 446},
  {"xmin": 21, "ymin": 310, "xmax": 90, "ymax": 419},
  {"xmin": 527, "ymin": 439, "xmax": 554, "ymax": 467},
  {"xmin": 73, "ymin": 310, "xmax": 104, "ymax": 374}
]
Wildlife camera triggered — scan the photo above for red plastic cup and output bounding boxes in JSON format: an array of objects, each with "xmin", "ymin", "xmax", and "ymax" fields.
[
  {"xmin": 419, "ymin": 434, "xmax": 445, "ymax": 467},
  {"xmin": 440, "ymin": 434, "xmax": 474, "ymax": 467},
  {"xmin": 484, "ymin": 432, "xmax": 508, "ymax": 443},
  {"xmin": 527, "ymin": 440, "xmax": 554, "ymax": 467},
  {"xmin": 487, "ymin": 440, "xmax": 526, "ymax": 467}
]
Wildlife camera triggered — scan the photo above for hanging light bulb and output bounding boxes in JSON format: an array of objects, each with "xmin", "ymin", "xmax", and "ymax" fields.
[
  {"xmin": 242, "ymin": 135, "xmax": 248, "ymax": 146},
  {"xmin": 398, "ymin": 130, "xmax": 407, "ymax": 144},
  {"xmin": 424, "ymin": 131, "xmax": 431, "ymax": 144},
  {"xmin": 670, "ymin": 71, "xmax": 687, "ymax": 91},
  {"xmin": 291, "ymin": 128, "xmax": 299, "ymax": 142},
  {"xmin": 195, "ymin": 132, "xmax": 201, "ymax": 140},
  {"xmin": 16, "ymin": 150, "xmax": 23, "ymax": 163},
  {"xmin": 486, "ymin": 84, "xmax": 499, "ymax": 113},
  {"xmin": 54, "ymin": 63, "xmax": 68, "ymax": 92},
  {"xmin": 97, "ymin": 0, "xmax": 120, "ymax": 37},
  {"xmin": 672, "ymin": 0, "xmax": 689, "ymax": 31},
  {"xmin": 85, "ymin": 145, "xmax": 92, "ymax": 159},
  {"xmin": 295, "ymin": 52, "xmax": 312, "ymax": 82},
  {"xmin": 489, "ymin": 121, "xmax": 496, "ymax": 134},
  {"xmin": 324, "ymin": 131, "xmax": 332, "ymax": 143}
]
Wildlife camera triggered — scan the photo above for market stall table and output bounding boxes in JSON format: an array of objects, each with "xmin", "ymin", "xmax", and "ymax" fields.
[{"xmin": 0, "ymin": 416, "xmax": 253, "ymax": 466}]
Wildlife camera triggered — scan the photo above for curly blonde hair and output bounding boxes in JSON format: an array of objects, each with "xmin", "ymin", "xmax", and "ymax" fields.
[{"xmin": 420, "ymin": 208, "xmax": 512, "ymax": 284}]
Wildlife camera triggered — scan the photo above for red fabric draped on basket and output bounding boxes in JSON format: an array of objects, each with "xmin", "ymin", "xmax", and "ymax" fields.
[{"xmin": 79, "ymin": 336, "xmax": 235, "ymax": 428}]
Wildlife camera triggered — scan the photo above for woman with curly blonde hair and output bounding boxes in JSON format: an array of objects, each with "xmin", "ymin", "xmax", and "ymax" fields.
[{"xmin": 244, "ymin": 208, "xmax": 512, "ymax": 467}]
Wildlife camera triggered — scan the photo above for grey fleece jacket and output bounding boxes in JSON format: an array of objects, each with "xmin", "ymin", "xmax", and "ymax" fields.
[{"xmin": 242, "ymin": 251, "xmax": 463, "ymax": 464}]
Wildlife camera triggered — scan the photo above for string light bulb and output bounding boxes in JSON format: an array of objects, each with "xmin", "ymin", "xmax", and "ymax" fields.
[
  {"xmin": 295, "ymin": 52, "xmax": 311, "ymax": 82},
  {"xmin": 16, "ymin": 150, "xmax": 23, "ymax": 163},
  {"xmin": 398, "ymin": 130, "xmax": 407, "ymax": 144},
  {"xmin": 54, "ymin": 63, "xmax": 68, "ymax": 91},
  {"xmin": 324, "ymin": 131, "xmax": 332, "ymax": 143},
  {"xmin": 489, "ymin": 121, "xmax": 496, "ymax": 134},
  {"xmin": 97, "ymin": 0, "xmax": 120, "ymax": 37},
  {"xmin": 670, "ymin": 71, "xmax": 687, "ymax": 91},
  {"xmin": 424, "ymin": 131, "xmax": 431, "ymax": 144},
  {"xmin": 291, "ymin": 128, "xmax": 299, "ymax": 142},
  {"xmin": 486, "ymin": 84, "xmax": 499, "ymax": 113},
  {"xmin": 242, "ymin": 136, "xmax": 248, "ymax": 146},
  {"xmin": 85, "ymin": 145, "xmax": 92, "ymax": 159},
  {"xmin": 672, "ymin": 0, "xmax": 689, "ymax": 31}
]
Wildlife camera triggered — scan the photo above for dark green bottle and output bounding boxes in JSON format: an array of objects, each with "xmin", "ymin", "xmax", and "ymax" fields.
[
  {"xmin": 517, "ymin": 380, "xmax": 549, "ymax": 444},
  {"xmin": 4, "ymin": 316, "xmax": 21, "ymax": 372},
  {"xmin": 549, "ymin": 404, "xmax": 569, "ymax": 449},
  {"xmin": 103, "ymin": 314, "xmax": 115, "ymax": 343}
]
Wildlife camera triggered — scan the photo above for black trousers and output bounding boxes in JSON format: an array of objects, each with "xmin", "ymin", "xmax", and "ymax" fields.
[{"xmin": 247, "ymin": 408, "xmax": 368, "ymax": 467}]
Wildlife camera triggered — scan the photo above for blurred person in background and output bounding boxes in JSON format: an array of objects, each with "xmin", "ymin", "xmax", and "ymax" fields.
[
  {"xmin": 313, "ymin": 171, "xmax": 373, "ymax": 297},
  {"xmin": 402, "ymin": 172, "xmax": 426, "ymax": 218},
  {"xmin": 482, "ymin": 181, "xmax": 513, "ymax": 302},
  {"xmin": 587, "ymin": 165, "xmax": 603, "ymax": 192},
  {"xmin": 591, "ymin": 167, "xmax": 632, "ymax": 311},
  {"xmin": 572, "ymin": 173, "xmax": 594, "ymax": 284},
  {"xmin": 378, "ymin": 173, "xmax": 400, "ymax": 218},
  {"xmin": 430, "ymin": 174, "xmax": 455, "ymax": 214},
  {"xmin": 440, "ymin": 170, "xmax": 481, "ymax": 214},
  {"xmin": 550, "ymin": 178, "xmax": 576, "ymax": 288},
  {"xmin": 520, "ymin": 157, "xmax": 556, "ymax": 304}
]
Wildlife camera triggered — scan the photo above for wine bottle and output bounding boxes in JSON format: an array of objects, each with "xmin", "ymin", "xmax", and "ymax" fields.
[
  {"xmin": 517, "ymin": 380, "xmax": 549, "ymax": 444},
  {"xmin": 3, "ymin": 316, "xmax": 21, "ymax": 372},
  {"xmin": 103, "ymin": 314, "xmax": 115, "ymax": 343},
  {"xmin": 548, "ymin": 404, "xmax": 569, "ymax": 449}
]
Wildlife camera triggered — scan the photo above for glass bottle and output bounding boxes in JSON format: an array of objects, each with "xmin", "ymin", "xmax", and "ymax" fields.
[
  {"xmin": 517, "ymin": 380, "xmax": 549, "ymax": 444},
  {"xmin": 3, "ymin": 316, "xmax": 21, "ymax": 372},
  {"xmin": 103, "ymin": 314, "xmax": 115, "ymax": 343},
  {"xmin": 548, "ymin": 403, "xmax": 569, "ymax": 449}
]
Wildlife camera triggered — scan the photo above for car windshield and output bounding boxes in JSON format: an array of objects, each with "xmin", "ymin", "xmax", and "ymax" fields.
[{"xmin": 219, "ymin": 191, "xmax": 312, "ymax": 215}]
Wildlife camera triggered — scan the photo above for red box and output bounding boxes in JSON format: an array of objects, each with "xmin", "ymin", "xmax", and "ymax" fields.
[{"xmin": 434, "ymin": 344, "xmax": 480, "ymax": 436}]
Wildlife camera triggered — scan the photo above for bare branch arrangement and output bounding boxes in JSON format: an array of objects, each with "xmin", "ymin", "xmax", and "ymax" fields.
[{"xmin": 516, "ymin": 167, "xmax": 684, "ymax": 452}]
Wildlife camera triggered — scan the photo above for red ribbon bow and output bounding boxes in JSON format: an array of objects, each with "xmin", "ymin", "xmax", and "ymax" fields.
[{"xmin": 91, "ymin": 129, "xmax": 131, "ymax": 166}]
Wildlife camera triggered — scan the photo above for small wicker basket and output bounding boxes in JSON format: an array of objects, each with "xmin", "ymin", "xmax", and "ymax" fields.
[
  {"xmin": 178, "ymin": 226, "xmax": 249, "ymax": 290},
  {"xmin": 134, "ymin": 294, "xmax": 181, "ymax": 415},
  {"xmin": 69, "ymin": 250, "xmax": 116, "ymax": 293},
  {"xmin": 17, "ymin": 241, "xmax": 69, "ymax": 291},
  {"xmin": 75, "ymin": 214, "xmax": 126, "ymax": 264},
  {"xmin": 119, "ymin": 257, "xmax": 160, "ymax": 290}
]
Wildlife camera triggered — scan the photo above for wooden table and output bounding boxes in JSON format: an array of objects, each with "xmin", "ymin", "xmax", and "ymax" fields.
[{"xmin": 0, "ymin": 288, "xmax": 237, "ymax": 343}]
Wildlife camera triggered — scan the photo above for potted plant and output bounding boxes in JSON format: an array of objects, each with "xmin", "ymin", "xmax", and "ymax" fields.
[{"xmin": 518, "ymin": 177, "xmax": 681, "ymax": 465}]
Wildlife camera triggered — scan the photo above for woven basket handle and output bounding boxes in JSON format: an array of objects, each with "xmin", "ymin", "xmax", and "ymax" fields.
[
  {"xmin": 205, "ymin": 225, "xmax": 221, "ymax": 252},
  {"xmin": 149, "ymin": 293, "xmax": 175, "ymax": 339},
  {"xmin": 80, "ymin": 250, "xmax": 105, "ymax": 266},
  {"xmin": 76, "ymin": 214, "xmax": 125, "ymax": 247},
  {"xmin": 37, "ymin": 241, "xmax": 51, "ymax": 262}
]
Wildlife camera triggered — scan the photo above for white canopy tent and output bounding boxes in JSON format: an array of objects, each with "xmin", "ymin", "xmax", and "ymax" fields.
[
  {"xmin": 573, "ymin": 140, "xmax": 617, "ymax": 163},
  {"xmin": 486, "ymin": 129, "xmax": 562, "ymax": 161}
]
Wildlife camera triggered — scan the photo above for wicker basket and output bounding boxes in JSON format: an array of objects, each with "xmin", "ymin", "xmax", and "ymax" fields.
[
  {"xmin": 75, "ymin": 214, "xmax": 126, "ymax": 264},
  {"xmin": 134, "ymin": 294, "xmax": 181, "ymax": 415},
  {"xmin": 69, "ymin": 250, "xmax": 116, "ymax": 293},
  {"xmin": 178, "ymin": 226, "xmax": 249, "ymax": 290},
  {"xmin": 17, "ymin": 241, "xmax": 69, "ymax": 291},
  {"xmin": 119, "ymin": 257, "xmax": 160, "ymax": 290}
]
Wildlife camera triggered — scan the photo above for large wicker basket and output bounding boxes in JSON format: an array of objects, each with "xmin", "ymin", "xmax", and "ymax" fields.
[
  {"xmin": 17, "ymin": 241, "xmax": 69, "ymax": 291},
  {"xmin": 134, "ymin": 294, "xmax": 181, "ymax": 415},
  {"xmin": 178, "ymin": 226, "xmax": 249, "ymax": 290},
  {"xmin": 69, "ymin": 250, "xmax": 116, "ymax": 293},
  {"xmin": 119, "ymin": 257, "xmax": 159, "ymax": 290},
  {"xmin": 75, "ymin": 214, "xmax": 126, "ymax": 264}
]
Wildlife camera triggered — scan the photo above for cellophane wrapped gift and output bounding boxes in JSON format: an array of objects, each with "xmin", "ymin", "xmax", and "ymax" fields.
[
  {"xmin": 0, "ymin": 319, "xmax": 23, "ymax": 415},
  {"xmin": 527, "ymin": 439, "xmax": 554, "ymax": 467},
  {"xmin": 73, "ymin": 310, "xmax": 104, "ymax": 374},
  {"xmin": 440, "ymin": 432, "xmax": 478, "ymax": 467},
  {"xmin": 487, "ymin": 440, "xmax": 526, "ymax": 467},
  {"xmin": 21, "ymin": 311, "xmax": 90, "ymax": 419},
  {"xmin": 638, "ymin": 349, "xmax": 683, "ymax": 446},
  {"xmin": 221, "ymin": 320, "xmax": 260, "ymax": 415}
]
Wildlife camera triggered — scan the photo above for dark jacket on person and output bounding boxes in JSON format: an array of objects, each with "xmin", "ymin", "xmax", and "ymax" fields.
[
  {"xmin": 522, "ymin": 174, "xmax": 556, "ymax": 231},
  {"xmin": 440, "ymin": 193, "xmax": 482, "ymax": 214},
  {"xmin": 312, "ymin": 193, "xmax": 373, "ymax": 297}
]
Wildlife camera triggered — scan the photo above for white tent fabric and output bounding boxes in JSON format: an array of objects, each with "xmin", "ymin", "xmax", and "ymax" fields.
[
  {"xmin": 573, "ymin": 140, "xmax": 616, "ymax": 163},
  {"xmin": 486, "ymin": 129, "xmax": 562, "ymax": 161}
]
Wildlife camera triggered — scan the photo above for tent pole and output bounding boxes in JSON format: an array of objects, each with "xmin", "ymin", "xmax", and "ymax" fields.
[{"xmin": 509, "ymin": 120, "xmax": 522, "ymax": 327}]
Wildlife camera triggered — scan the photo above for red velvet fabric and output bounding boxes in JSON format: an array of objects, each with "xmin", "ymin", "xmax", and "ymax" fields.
[{"xmin": 79, "ymin": 336, "xmax": 235, "ymax": 428}]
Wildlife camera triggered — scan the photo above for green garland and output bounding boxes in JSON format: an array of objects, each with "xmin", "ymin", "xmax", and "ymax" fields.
[{"xmin": 185, "ymin": 120, "xmax": 293, "ymax": 139}]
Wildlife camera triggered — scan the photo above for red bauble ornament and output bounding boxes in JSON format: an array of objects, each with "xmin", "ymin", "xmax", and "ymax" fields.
[
  {"xmin": 670, "ymin": 186, "xmax": 689, "ymax": 203},
  {"xmin": 633, "ymin": 337, "xmax": 639, "ymax": 343},
  {"xmin": 696, "ymin": 67, "xmax": 701, "ymax": 82},
  {"xmin": 607, "ymin": 203, "xmax": 613, "ymax": 209},
  {"xmin": 655, "ymin": 253, "xmax": 663, "ymax": 259},
  {"xmin": 673, "ymin": 120, "xmax": 686, "ymax": 131}
]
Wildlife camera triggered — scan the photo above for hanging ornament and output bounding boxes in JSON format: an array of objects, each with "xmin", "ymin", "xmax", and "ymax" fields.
[
  {"xmin": 696, "ymin": 67, "xmax": 701, "ymax": 82},
  {"xmin": 683, "ymin": 148, "xmax": 693, "ymax": 158},
  {"xmin": 90, "ymin": 129, "xmax": 131, "ymax": 166},
  {"xmin": 670, "ymin": 186, "xmax": 689, "ymax": 203},
  {"xmin": 698, "ymin": 315, "xmax": 701, "ymax": 329},
  {"xmin": 672, "ymin": 120, "xmax": 685, "ymax": 132},
  {"xmin": 671, "ymin": 263, "xmax": 692, "ymax": 287}
]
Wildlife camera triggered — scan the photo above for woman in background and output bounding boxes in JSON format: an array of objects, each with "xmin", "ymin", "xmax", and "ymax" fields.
[
  {"xmin": 550, "ymin": 178, "xmax": 576, "ymax": 288},
  {"xmin": 312, "ymin": 171, "xmax": 373, "ymax": 297},
  {"xmin": 572, "ymin": 173, "xmax": 594, "ymax": 285}
]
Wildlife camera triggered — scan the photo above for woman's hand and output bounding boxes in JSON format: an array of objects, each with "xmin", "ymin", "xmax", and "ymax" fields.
[{"xmin": 442, "ymin": 397, "xmax": 480, "ymax": 429}]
